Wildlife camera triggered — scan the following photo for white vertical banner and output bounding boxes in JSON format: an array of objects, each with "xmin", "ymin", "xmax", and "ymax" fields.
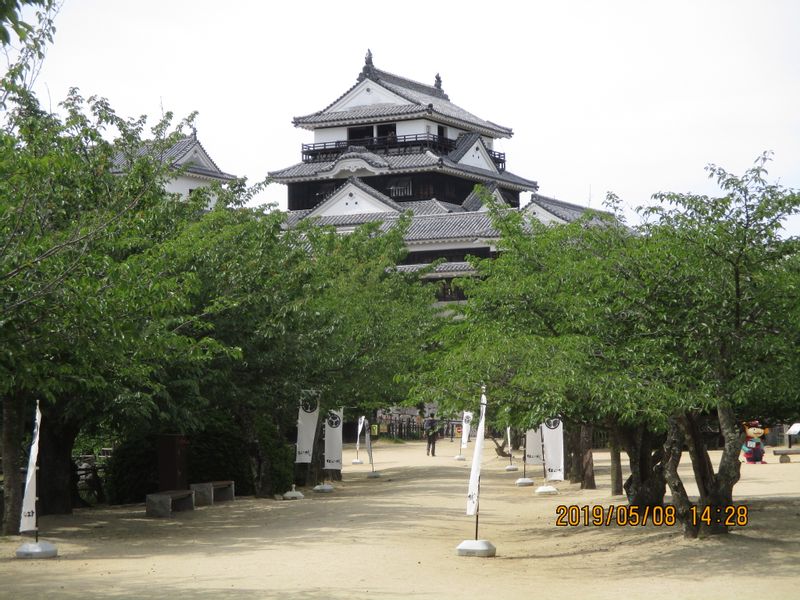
[
  {"xmin": 525, "ymin": 428, "xmax": 544, "ymax": 465},
  {"xmin": 542, "ymin": 418, "xmax": 564, "ymax": 481},
  {"xmin": 356, "ymin": 416, "xmax": 366, "ymax": 453},
  {"xmin": 460, "ymin": 411, "xmax": 473, "ymax": 450},
  {"xmin": 466, "ymin": 391, "xmax": 488, "ymax": 516},
  {"xmin": 506, "ymin": 426, "xmax": 513, "ymax": 454},
  {"xmin": 365, "ymin": 419, "xmax": 374, "ymax": 466},
  {"xmin": 295, "ymin": 398, "xmax": 319, "ymax": 464},
  {"xmin": 324, "ymin": 409, "xmax": 344, "ymax": 471},
  {"xmin": 20, "ymin": 401, "xmax": 42, "ymax": 534}
]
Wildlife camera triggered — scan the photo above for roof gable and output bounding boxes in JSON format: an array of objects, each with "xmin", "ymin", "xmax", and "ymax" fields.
[
  {"xmin": 113, "ymin": 134, "xmax": 236, "ymax": 182},
  {"xmin": 326, "ymin": 79, "xmax": 412, "ymax": 112},
  {"xmin": 293, "ymin": 53, "xmax": 513, "ymax": 138},
  {"xmin": 463, "ymin": 183, "xmax": 506, "ymax": 212},
  {"xmin": 524, "ymin": 194, "xmax": 612, "ymax": 224},
  {"xmin": 173, "ymin": 141, "xmax": 217, "ymax": 172},
  {"xmin": 358, "ymin": 53, "xmax": 449, "ymax": 100},
  {"xmin": 308, "ymin": 177, "xmax": 402, "ymax": 218},
  {"xmin": 450, "ymin": 134, "xmax": 498, "ymax": 174}
]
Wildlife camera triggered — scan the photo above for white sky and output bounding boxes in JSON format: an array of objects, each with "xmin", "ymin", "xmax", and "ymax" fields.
[{"xmin": 30, "ymin": 0, "xmax": 800, "ymax": 234}]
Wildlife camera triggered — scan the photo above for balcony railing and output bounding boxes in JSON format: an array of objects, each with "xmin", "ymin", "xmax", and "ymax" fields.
[
  {"xmin": 301, "ymin": 133, "xmax": 506, "ymax": 171},
  {"xmin": 486, "ymin": 148, "xmax": 506, "ymax": 171}
]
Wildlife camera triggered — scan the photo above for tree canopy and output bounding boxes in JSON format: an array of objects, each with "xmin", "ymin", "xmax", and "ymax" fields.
[{"xmin": 412, "ymin": 157, "xmax": 800, "ymax": 536}]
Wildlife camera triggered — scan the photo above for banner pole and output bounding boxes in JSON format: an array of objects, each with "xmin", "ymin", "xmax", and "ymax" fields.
[
  {"xmin": 16, "ymin": 400, "xmax": 57, "ymax": 559},
  {"xmin": 456, "ymin": 388, "xmax": 495, "ymax": 557},
  {"xmin": 541, "ymin": 432, "xmax": 547, "ymax": 480},
  {"xmin": 35, "ymin": 463, "xmax": 39, "ymax": 544},
  {"xmin": 522, "ymin": 435, "xmax": 527, "ymax": 478},
  {"xmin": 474, "ymin": 476, "xmax": 480, "ymax": 540}
]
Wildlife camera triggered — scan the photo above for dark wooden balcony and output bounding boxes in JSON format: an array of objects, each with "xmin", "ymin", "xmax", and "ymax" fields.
[
  {"xmin": 301, "ymin": 133, "xmax": 506, "ymax": 171},
  {"xmin": 487, "ymin": 148, "xmax": 505, "ymax": 171}
]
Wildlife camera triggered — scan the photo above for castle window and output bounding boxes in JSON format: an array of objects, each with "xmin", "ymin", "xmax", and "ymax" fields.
[
  {"xmin": 347, "ymin": 125, "xmax": 373, "ymax": 143},
  {"xmin": 376, "ymin": 123, "xmax": 396, "ymax": 140},
  {"xmin": 388, "ymin": 178, "xmax": 412, "ymax": 198}
]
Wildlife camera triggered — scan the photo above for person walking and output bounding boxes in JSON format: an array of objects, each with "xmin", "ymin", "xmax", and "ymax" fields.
[{"xmin": 424, "ymin": 413, "xmax": 439, "ymax": 456}]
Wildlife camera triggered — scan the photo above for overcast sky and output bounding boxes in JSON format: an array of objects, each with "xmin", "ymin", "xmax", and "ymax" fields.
[{"xmin": 30, "ymin": 0, "xmax": 800, "ymax": 234}]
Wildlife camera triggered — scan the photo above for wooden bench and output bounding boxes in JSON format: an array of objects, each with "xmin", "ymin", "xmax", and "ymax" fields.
[
  {"xmin": 773, "ymin": 449, "xmax": 800, "ymax": 463},
  {"xmin": 189, "ymin": 480, "xmax": 235, "ymax": 506},
  {"xmin": 145, "ymin": 489, "xmax": 195, "ymax": 518}
]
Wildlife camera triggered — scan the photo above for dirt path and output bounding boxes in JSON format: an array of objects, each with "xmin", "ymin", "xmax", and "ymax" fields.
[{"xmin": 2, "ymin": 439, "xmax": 799, "ymax": 599}]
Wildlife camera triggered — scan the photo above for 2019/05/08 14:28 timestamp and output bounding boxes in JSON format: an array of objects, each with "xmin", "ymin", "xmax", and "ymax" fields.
[{"xmin": 554, "ymin": 504, "xmax": 749, "ymax": 527}]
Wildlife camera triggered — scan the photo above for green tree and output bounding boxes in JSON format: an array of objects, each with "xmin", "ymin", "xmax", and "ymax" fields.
[
  {"xmin": 289, "ymin": 218, "xmax": 439, "ymax": 485},
  {"xmin": 418, "ymin": 157, "xmax": 799, "ymax": 538},
  {"xmin": 633, "ymin": 154, "xmax": 800, "ymax": 536},
  {"xmin": 0, "ymin": 78, "xmax": 236, "ymax": 528},
  {"xmin": 0, "ymin": 0, "xmax": 48, "ymax": 45}
]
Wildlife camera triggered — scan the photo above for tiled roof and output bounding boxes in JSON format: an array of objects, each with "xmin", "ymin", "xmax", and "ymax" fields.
[
  {"xmin": 361, "ymin": 65, "xmax": 449, "ymax": 100},
  {"xmin": 438, "ymin": 157, "xmax": 536, "ymax": 190},
  {"xmin": 462, "ymin": 182, "xmax": 500, "ymax": 212},
  {"xmin": 448, "ymin": 132, "xmax": 483, "ymax": 163},
  {"xmin": 268, "ymin": 151, "xmax": 439, "ymax": 180},
  {"xmin": 269, "ymin": 149, "xmax": 536, "ymax": 191},
  {"xmin": 395, "ymin": 261, "xmax": 476, "ymax": 277},
  {"xmin": 293, "ymin": 60, "xmax": 512, "ymax": 138},
  {"xmin": 306, "ymin": 176, "xmax": 404, "ymax": 216},
  {"xmin": 283, "ymin": 209, "xmax": 312, "ymax": 228},
  {"xmin": 401, "ymin": 199, "xmax": 464, "ymax": 215},
  {"xmin": 526, "ymin": 194, "xmax": 611, "ymax": 223},
  {"xmin": 378, "ymin": 79, "xmax": 511, "ymax": 138},
  {"xmin": 113, "ymin": 135, "xmax": 236, "ymax": 181},
  {"xmin": 336, "ymin": 146, "xmax": 390, "ymax": 168},
  {"xmin": 293, "ymin": 103, "xmax": 423, "ymax": 125},
  {"xmin": 286, "ymin": 198, "xmax": 466, "ymax": 229},
  {"xmin": 404, "ymin": 211, "xmax": 497, "ymax": 242},
  {"xmin": 296, "ymin": 211, "xmax": 397, "ymax": 228},
  {"xmin": 285, "ymin": 201, "xmax": 499, "ymax": 243}
]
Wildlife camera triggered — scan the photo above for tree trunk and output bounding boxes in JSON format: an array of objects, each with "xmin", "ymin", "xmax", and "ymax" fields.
[
  {"xmin": 2, "ymin": 393, "xmax": 26, "ymax": 535},
  {"xmin": 247, "ymin": 440, "xmax": 273, "ymax": 498},
  {"xmin": 565, "ymin": 424, "xmax": 581, "ymax": 483},
  {"xmin": 579, "ymin": 424, "xmax": 596, "ymax": 489},
  {"xmin": 620, "ymin": 424, "xmax": 666, "ymax": 510},
  {"xmin": 695, "ymin": 404, "xmax": 742, "ymax": 536},
  {"xmin": 511, "ymin": 428, "xmax": 522, "ymax": 451},
  {"xmin": 679, "ymin": 406, "xmax": 743, "ymax": 537},
  {"xmin": 608, "ymin": 427, "xmax": 624, "ymax": 496},
  {"xmin": 662, "ymin": 417, "xmax": 697, "ymax": 538},
  {"xmin": 308, "ymin": 414, "xmax": 325, "ymax": 486},
  {"xmin": 713, "ymin": 402, "xmax": 743, "ymax": 502},
  {"xmin": 680, "ymin": 413, "xmax": 715, "ymax": 498},
  {"xmin": 38, "ymin": 403, "xmax": 80, "ymax": 515},
  {"xmin": 237, "ymin": 407, "xmax": 274, "ymax": 498}
]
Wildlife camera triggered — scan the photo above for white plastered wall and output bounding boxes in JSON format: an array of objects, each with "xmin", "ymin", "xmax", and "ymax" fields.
[
  {"xmin": 458, "ymin": 142, "xmax": 498, "ymax": 172},
  {"xmin": 311, "ymin": 183, "xmax": 396, "ymax": 217},
  {"xmin": 328, "ymin": 80, "xmax": 410, "ymax": 111}
]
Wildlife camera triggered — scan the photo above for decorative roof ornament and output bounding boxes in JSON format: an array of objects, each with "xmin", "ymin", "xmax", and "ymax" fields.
[
  {"xmin": 434, "ymin": 73, "xmax": 442, "ymax": 90},
  {"xmin": 190, "ymin": 125, "xmax": 197, "ymax": 139},
  {"xmin": 359, "ymin": 48, "xmax": 376, "ymax": 82}
]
